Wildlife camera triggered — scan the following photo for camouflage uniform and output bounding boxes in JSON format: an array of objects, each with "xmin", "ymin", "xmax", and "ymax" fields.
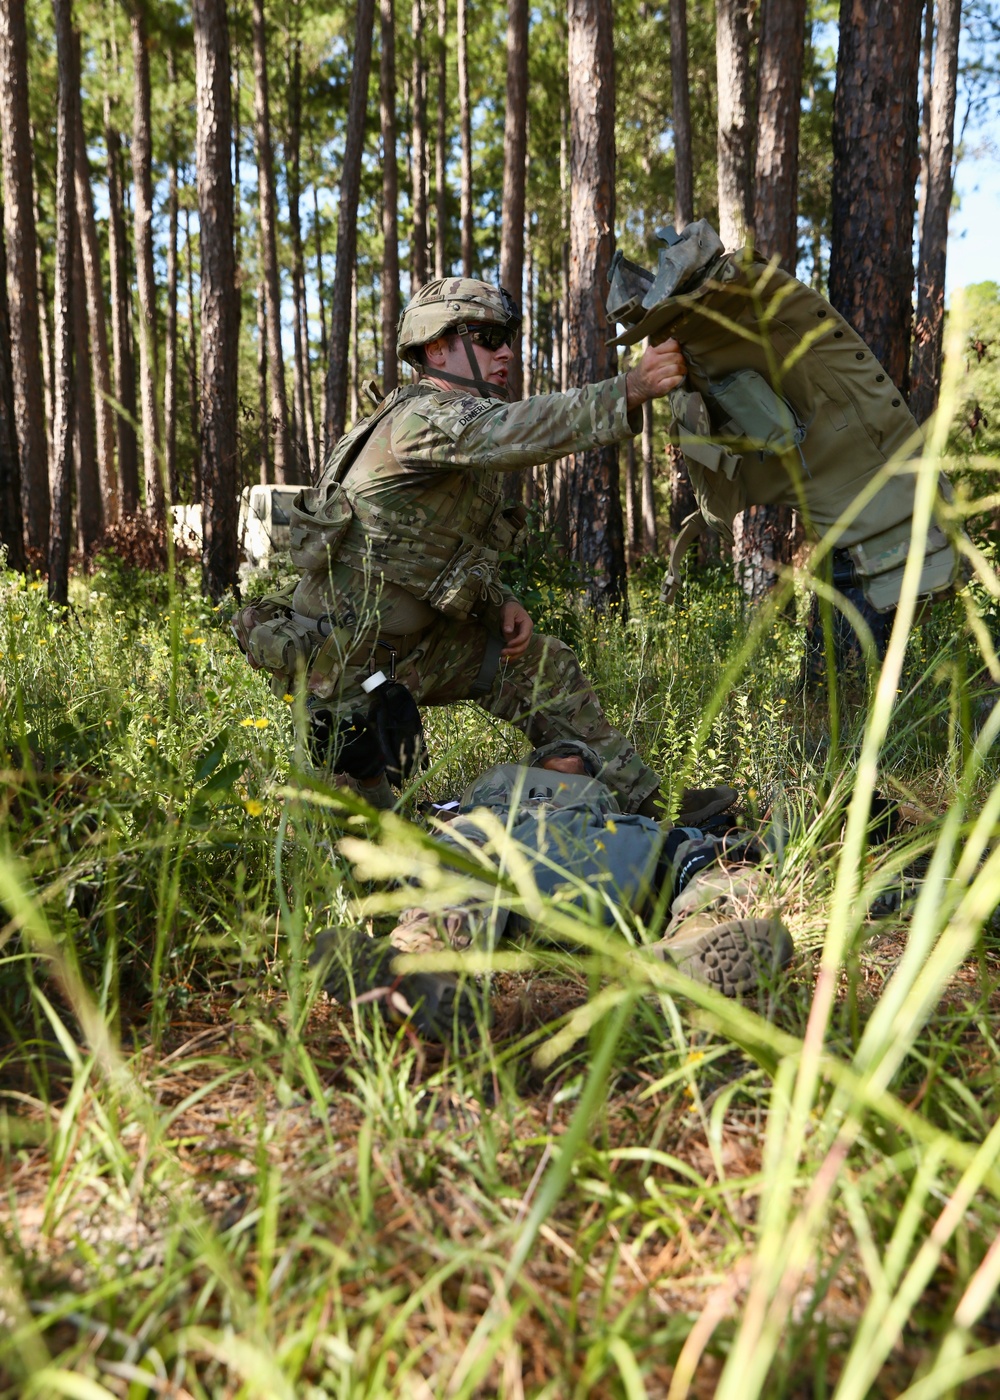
[{"xmin": 293, "ymin": 376, "xmax": 659, "ymax": 811}]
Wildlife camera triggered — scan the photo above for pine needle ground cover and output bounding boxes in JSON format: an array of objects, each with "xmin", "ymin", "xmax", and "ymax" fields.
[{"xmin": 2, "ymin": 535, "xmax": 1000, "ymax": 1399}]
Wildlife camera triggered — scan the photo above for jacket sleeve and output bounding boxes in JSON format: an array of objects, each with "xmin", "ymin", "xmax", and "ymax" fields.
[{"xmin": 390, "ymin": 375, "xmax": 642, "ymax": 471}]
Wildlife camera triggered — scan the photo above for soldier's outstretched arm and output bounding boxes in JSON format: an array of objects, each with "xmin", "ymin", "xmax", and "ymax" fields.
[{"xmin": 391, "ymin": 355, "xmax": 680, "ymax": 474}]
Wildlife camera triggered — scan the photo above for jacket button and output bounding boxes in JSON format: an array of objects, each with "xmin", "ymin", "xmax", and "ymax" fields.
[
  {"xmin": 817, "ymin": 309, "xmax": 827, "ymax": 318},
  {"xmin": 892, "ymin": 398, "xmax": 901, "ymax": 406},
  {"xmin": 876, "ymin": 373, "xmax": 885, "ymax": 382},
  {"xmin": 856, "ymin": 351, "xmax": 864, "ymax": 359},
  {"xmin": 834, "ymin": 330, "xmax": 844, "ymax": 338}
]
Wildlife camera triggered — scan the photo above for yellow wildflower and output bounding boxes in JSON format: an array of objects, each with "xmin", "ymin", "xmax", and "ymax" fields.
[
  {"xmin": 239, "ymin": 717, "xmax": 255, "ymax": 727},
  {"xmin": 146, "ymin": 737, "xmax": 158, "ymax": 748},
  {"xmin": 253, "ymin": 718, "xmax": 269, "ymax": 729},
  {"xmin": 283, "ymin": 693, "xmax": 295, "ymax": 704},
  {"xmin": 243, "ymin": 799, "xmax": 264, "ymax": 817}
]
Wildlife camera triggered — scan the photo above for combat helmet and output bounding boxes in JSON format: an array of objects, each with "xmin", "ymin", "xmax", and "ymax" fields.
[{"xmin": 397, "ymin": 278, "xmax": 520, "ymax": 399}]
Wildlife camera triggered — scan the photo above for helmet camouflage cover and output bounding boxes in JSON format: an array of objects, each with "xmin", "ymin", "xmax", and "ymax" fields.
[{"xmin": 397, "ymin": 278, "xmax": 520, "ymax": 366}]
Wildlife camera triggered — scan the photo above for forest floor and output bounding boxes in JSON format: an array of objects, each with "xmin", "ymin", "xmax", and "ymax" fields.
[{"xmin": 3, "ymin": 551, "xmax": 1000, "ymax": 1398}]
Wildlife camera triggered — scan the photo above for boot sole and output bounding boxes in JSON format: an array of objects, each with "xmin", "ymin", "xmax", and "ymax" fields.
[{"xmin": 667, "ymin": 917, "xmax": 794, "ymax": 997}]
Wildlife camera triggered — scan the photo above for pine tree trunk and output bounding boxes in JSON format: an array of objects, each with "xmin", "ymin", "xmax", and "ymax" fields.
[
  {"xmin": 0, "ymin": 207, "xmax": 25, "ymax": 571},
  {"xmin": 312, "ymin": 172, "xmax": 329, "ymax": 367},
  {"xmin": 350, "ymin": 264, "xmax": 359, "ymax": 427},
  {"xmin": 457, "ymin": 0, "xmax": 473, "ymax": 276},
  {"xmin": 754, "ymin": 0, "xmax": 806, "ymax": 270},
  {"xmin": 164, "ymin": 48, "xmax": 179, "ymax": 505},
  {"xmin": 500, "ymin": 0, "xmax": 528, "ymax": 401},
  {"xmin": 829, "ymin": 0, "xmax": 922, "ymax": 392},
  {"xmin": 434, "ymin": 0, "xmax": 447, "ymax": 278},
  {"xmin": 716, "ymin": 0, "xmax": 753, "ymax": 250},
  {"xmin": 104, "ymin": 47, "xmax": 139, "ymax": 515},
  {"xmin": 287, "ymin": 35, "xmax": 311, "ymax": 476},
  {"xmin": 641, "ymin": 398, "xmax": 656, "ymax": 553},
  {"xmin": 131, "ymin": 4, "xmax": 163, "ymax": 525},
  {"xmin": 49, "ymin": 0, "xmax": 75, "ymax": 604},
  {"xmin": 324, "ymin": 0, "xmax": 375, "ymax": 444},
  {"xmin": 185, "ymin": 205, "xmax": 202, "ymax": 502},
  {"xmin": 917, "ymin": 0, "xmax": 934, "ymax": 237},
  {"xmin": 0, "ymin": 0, "xmax": 49, "ymax": 553},
  {"xmin": 73, "ymin": 209, "xmax": 102, "ymax": 554},
  {"xmin": 410, "ymin": 0, "xmax": 428, "ymax": 289},
  {"xmin": 193, "ymin": 0, "xmax": 239, "ymax": 599},
  {"xmin": 910, "ymin": 0, "xmax": 961, "ymax": 423},
  {"xmin": 380, "ymin": 0, "xmax": 400, "ymax": 391},
  {"xmin": 740, "ymin": 0, "xmax": 805, "ymax": 598},
  {"xmin": 73, "ymin": 32, "xmax": 117, "ymax": 525},
  {"xmin": 566, "ymin": 0, "xmax": 626, "ymax": 612},
  {"xmin": 257, "ymin": 281, "xmax": 270, "ymax": 484},
  {"xmin": 251, "ymin": 0, "xmax": 291, "ymax": 483},
  {"xmin": 625, "ymin": 434, "xmax": 639, "ymax": 561},
  {"xmin": 33, "ymin": 175, "xmax": 54, "ymax": 474},
  {"xmin": 670, "ymin": 0, "xmax": 693, "ymax": 229}
]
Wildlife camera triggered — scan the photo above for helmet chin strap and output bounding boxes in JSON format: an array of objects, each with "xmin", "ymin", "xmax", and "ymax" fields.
[{"xmin": 418, "ymin": 326, "xmax": 511, "ymax": 400}]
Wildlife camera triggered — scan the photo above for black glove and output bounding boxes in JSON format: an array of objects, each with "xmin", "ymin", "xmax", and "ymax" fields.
[{"xmin": 308, "ymin": 709, "xmax": 386, "ymax": 781}]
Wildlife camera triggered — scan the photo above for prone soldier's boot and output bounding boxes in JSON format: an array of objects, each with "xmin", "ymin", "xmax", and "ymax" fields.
[
  {"xmin": 636, "ymin": 784, "xmax": 739, "ymax": 825},
  {"xmin": 310, "ymin": 907, "xmax": 487, "ymax": 1043},
  {"xmin": 647, "ymin": 861, "xmax": 793, "ymax": 998}
]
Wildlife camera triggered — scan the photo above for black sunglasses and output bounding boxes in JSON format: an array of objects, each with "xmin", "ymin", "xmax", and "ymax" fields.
[{"xmin": 466, "ymin": 323, "xmax": 518, "ymax": 351}]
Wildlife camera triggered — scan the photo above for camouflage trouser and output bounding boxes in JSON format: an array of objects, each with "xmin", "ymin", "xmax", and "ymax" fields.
[{"xmin": 312, "ymin": 619, "xmax": 659, "ymax": 812}]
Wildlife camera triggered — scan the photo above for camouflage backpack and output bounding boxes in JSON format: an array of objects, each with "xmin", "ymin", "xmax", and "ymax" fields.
[
  {"xmin": 229, "ymin": 387, "xmax": 421, "ymax": 697},
  {"xmin": 607, "ymin": 221, "xmax": 967, "ymax": 611}
]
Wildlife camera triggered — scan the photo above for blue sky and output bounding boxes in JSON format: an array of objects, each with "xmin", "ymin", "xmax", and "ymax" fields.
[{"xmin": 947, "ymin": 153, "xmax": 1000, "ymax": 298}]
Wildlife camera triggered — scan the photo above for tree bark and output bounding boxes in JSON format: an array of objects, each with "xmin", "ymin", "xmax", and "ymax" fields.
[
  {"xmin": 185, "ymin": 204, "xmax": 202, "ymax": 502},
  {"xmin": 193, "ymin": 0, "xmax": 239, "ymax": 598},
  {"xmin": 917, "ymin": 0, "xmax": 934, "ymax": 235},
  {"xmin": 670, "ymin": 0, "xmax": 693, "ymax": 230},
  {"xmin": 131, "ymin": 3, "xmax": 164, "ymax": 525},
  {"xmin": 287, "ymin": 36, "xmax": 312, "ymax": 477},
  {"xmin": 641, "ymin": 398, "xmax": 656, "ymax": 554},
  {"xmin": 754, "ymin": 0, "xmax": 806, "ymax": 271},
  {"xmin": 566, "ymin": 0, "xmax": 626, "ymax": 612},
  {"xmin": 716, "ymin": 0, "xmax": 753, "ymax": 250},
  {"xmin": 164, "ymin": 48, "xmax": 179, "ymax": 505},
  {"xmin": 104, "ymin": 44, "xmax": 139, "ymax": 515},
  {"xmin": 410, "ymin": 0, "xmax": 429, "ymax": 289},
  {"xmin": 73, "ymin": 33, "xmax": 117, "ymax": 526},
  {"xmin": 500, "ymin": 0, "xmax": 528, "ymax": 402},
  {"xmin": 0, "ymin": 0, "xmax": 50, "ymax": 553},
  {"xmin": 350, "ymin": 263, "xmax": 360, "ymax": 427},
  {"xmin": 0, "ymin": 207, "xmax": 25, "ymax": 571},
  {"xmin": 312, "ymin": 171, "xmax": 329, "ymax": 368},
  {"xmin": 910, "ymin": 0, "xmax": 962, "ymax": 423},
  {"xmin": 49, "ymin": 0, "xmax": 75, "ymax": 604},
  {"xmin": 829, "ymin": 0, "xmax": 922, "ymax": 392},
  {"xmin": 251, "ymin": 0, "xmax": 291, "ymax": 483},
  {"xmin": 434, "ymin": 0, "xmax": 447, "ymax": 278},
  {"xmin": 257, "ymin": 281, "xmax": 270, "ymax": 484},
  {"xmin": 33, "ymin": 174, "xmax": 53, "ymax": 475},
  {"xmin": 325, "ymin": 0, "xmax": 375, "ymax": 444},
  {"xmin": 380, "ymin": 0, "xmax": 400, "ymax": 391},
  {"xmin": 457, "ymin": 0, "xmax": 473, "ymax": 276},
  {"xmin": 73, "ymin": 205, "xmax": 102, "ymax": 554}
]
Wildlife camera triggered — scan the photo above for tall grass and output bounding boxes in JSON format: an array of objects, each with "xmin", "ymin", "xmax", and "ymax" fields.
[{"xmin": 3, "ymin": 353, "xmax": 1000, "ymax": 1393}]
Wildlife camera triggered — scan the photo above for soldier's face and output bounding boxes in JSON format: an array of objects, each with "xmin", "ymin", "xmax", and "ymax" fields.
[{"xmin": 425, "ymin": 332, "xmax": 513, "ymax": 392}]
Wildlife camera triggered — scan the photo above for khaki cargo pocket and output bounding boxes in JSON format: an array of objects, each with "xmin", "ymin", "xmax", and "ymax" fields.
[
  {"xmin": 706, "ymin": 369, "xmax": 804, "ymax": 456},
  {"xmin": 288, "ymin": 485, "xmax": 354, "ymax": 573}
]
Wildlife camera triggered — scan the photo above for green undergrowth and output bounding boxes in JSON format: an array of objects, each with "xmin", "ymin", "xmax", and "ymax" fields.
[{"xmin": 2, "ymin": 531, "xmax": 1000, "ymax": 1398}]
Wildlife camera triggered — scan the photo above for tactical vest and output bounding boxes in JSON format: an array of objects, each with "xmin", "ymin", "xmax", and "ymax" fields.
[
  {"xmin": 608, "ymin": 225, "xmax": 966, "ymax": 612},
  {"xmin": 230, "ymin": 384, "xmax": 527, "ymax": 697}
]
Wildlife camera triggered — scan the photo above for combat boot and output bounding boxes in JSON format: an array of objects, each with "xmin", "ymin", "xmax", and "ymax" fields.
[
  {"xmin": 647, "ymin": 864, "xmax": 793, "ymax": 997},
  {"xmin": 310, "ymin": 908, "xmax": 486, "ymax": 1043}
]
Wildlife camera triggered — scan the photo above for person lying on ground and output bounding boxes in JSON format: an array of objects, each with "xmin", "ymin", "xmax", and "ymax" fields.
[{"xmin": 311, "ymin": 740, "xmax": 793, "ymax": 1043}]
